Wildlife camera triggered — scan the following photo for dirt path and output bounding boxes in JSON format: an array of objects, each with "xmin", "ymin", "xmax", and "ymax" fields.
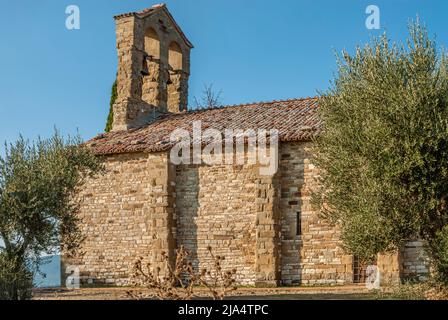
[{"xmin": 33, "ymin": 285, "xmax": 373, "ymax": 300}]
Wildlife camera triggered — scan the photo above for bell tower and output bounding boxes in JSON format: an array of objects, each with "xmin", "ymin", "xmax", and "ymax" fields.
[{"xmin": 112, "ymin": 4, "xmax": 193, "ymax": 131}]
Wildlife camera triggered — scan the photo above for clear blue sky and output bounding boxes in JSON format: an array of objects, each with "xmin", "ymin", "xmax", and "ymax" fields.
[{"xmin": 0, "ymin": 0, "xmax": 447, "ymax": 144}]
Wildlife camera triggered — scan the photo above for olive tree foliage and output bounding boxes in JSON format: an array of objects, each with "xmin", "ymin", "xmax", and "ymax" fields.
[
  {"xmin": 0, "ymin": 132, "xmax": 102, "ymax": 299},
  {"xmin": 312, "ymin": 21, "xmax": 448, "ymax": 283}
]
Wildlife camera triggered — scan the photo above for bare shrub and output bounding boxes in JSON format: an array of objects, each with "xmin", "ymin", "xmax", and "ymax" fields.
[
  {"xmin": 127, "ymin": 246, "xmax": 237, "ymax": 300},
  {"xmin": 193, "ymin": 84, "xmax": 222, "ymax": 109}
]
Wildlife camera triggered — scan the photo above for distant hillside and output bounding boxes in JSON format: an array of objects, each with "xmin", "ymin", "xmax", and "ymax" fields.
[{"xmin": 34, "ymin": 255, "xmax": 61, "ymax": 288}]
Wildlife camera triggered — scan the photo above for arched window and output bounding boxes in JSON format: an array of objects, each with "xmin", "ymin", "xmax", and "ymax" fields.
[
  {"xmin": 168, "ymin": 41, "xmax": 183, "ymax": 70},
  {"xmin": 167, "ymin": 41, "xmax": 184, "ymax": 112},
  {"xmin": 141, "ymin": 27, "xmax": 161, "ymax": 106},
  {"xmin": 144, "ymin": 27, "xmax": 160, "ymax": 59}
]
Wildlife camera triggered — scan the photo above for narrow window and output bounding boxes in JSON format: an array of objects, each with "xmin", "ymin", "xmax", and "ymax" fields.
[
  {"xmin": 296, "ymin": 212, "xmax": 302, "ymax": 236},
  {"xmin": 141, "ymin": 27, "xmax": 161, "ymax": 105},
  {"xmin": 167, "ymin": 41, "xmax": 183, "ymax": 112}
]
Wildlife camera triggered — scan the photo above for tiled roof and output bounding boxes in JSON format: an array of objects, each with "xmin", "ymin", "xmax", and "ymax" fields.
[{"xmin": 87, "ymin": 97, "xmax": 321, "ymax": 155}]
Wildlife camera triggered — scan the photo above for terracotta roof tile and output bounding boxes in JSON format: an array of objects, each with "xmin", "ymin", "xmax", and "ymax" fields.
[{"xmin": 87, "ymin": 97, "xmax": 321, "ymax": 155}]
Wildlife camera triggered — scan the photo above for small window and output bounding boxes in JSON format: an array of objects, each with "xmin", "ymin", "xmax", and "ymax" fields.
[{"xmin": 296, "ymin": 212, "xmax": 302, "ymax": 236}]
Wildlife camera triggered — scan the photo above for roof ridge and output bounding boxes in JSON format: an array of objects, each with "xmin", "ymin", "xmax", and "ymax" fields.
[
  {"xmin": 113, "ymin": 3, "xmax": 165, "ymax": 19},
  {"xmin": 185, "ymin": 96, "xmax": 319, "ymax": 114}
]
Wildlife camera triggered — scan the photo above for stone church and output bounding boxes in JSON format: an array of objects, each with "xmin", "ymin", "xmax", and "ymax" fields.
[{"xmin": 62, "ymin": 4, "xmax": 428, "ymax": 287}]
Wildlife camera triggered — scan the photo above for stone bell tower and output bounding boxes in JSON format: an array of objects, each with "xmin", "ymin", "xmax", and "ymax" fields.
[{"xmin": 112, "ymin": 4, "xmax": 193, "ymax": 131}]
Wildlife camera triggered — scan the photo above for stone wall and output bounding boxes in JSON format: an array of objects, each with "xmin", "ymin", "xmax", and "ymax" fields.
[
  {"xmin": 174, "ymin": 145, "xmax": 281, "ymax": 286},
  {"xmin": 65, "ymin": 141, "xmax": 430, "ymax": 287},
  {"xmin": 377, "ymin": 252, "xmax": 401, "ymax": 285},
  {"xmin": 279, "ymin": 142, "xmax": 352, "ymax": 285},
  {"xmin": 401, "ymin": 240, "xmax": 430, "ymax": 281},
  {"xmin": 175, "ymin": 163, "xmax": 258, "ymax": 285},
  {"xmin": 61, "ymin": 152, "xmax": 172, "ymax": 285},
  {"xmin": 173, "ymin": 141, "xmax": 356, "ymax": 286}
]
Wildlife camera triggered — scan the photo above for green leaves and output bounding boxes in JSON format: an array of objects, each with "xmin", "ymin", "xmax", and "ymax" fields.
[
  {"xmin": 312, "ymin": 20, "xmax": 448, "ymax": 276},
  {"xmin": 0, "ymin": 130, "xmax": 102, "ymax": 298},
  {"xmin": 430, "ymin": 225, "xmax": 448, "ymax": 283},
  {"xmin": 105, "ymin": 79, "xmax": 117, "ymax": 133}
]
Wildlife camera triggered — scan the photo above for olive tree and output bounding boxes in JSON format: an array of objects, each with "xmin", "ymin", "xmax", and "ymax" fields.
[
  {"xmin": 0, "ymin": 132, "xmax": 102, "ymax": 299},
  {"xmin": 312, "ymin": 21, "xmax": 448, "ymax": 284}
]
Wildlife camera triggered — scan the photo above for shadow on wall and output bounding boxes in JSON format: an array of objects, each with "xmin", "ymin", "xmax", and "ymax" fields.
[
  {"xmin": 279, "ymin": 148, "xmax": 305, "ymax": 286},
  {"xmin": 175, "ymin": 164, "xmax": 200, "ymax": 274}
]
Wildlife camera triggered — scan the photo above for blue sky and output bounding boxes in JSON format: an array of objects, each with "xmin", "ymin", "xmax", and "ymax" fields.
[{"xmin": 0, "ymin": 0, "xmax": 447, "ymax": 144}]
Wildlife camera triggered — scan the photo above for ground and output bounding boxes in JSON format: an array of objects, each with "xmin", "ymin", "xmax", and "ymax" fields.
[{"xmin": 33, "ymin": 285, "xmax": 376, "ymax": 300}]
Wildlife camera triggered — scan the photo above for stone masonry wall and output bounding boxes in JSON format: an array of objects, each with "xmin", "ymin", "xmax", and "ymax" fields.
[
  {"xmin": 175, "ymin": 163, "xmax": 259, "ymax": 285},
  {"xmin": 174, "ymin": 145, "xmax": 281, "ymax": 286},
  {"xmin": 401, "ymin": 240, "xmax": 430, "ymax": 281},
  {"xmin": 65, "ymin": 141, "xmax": 424, "ymax": 287},
  {"xmin": 174, "ymin": 142, "xmax": 356, "ymax": 287},
  {"xmin": 61, "ymin": 152, "xmax": 173, "ymax": 286},
  {"xmin": 279, "ymin": 142, "xmax": 353, "ymax": 285}
]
